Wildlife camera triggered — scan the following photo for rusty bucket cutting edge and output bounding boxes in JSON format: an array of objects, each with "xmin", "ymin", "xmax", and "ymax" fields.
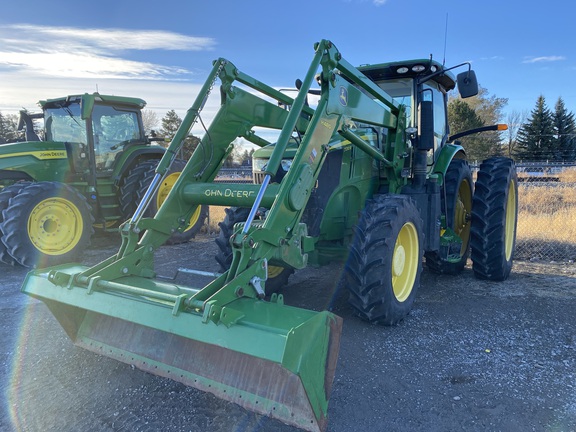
[{"xmin": 22, "ymin": 268, "xmax": 343, "ymax": 432}]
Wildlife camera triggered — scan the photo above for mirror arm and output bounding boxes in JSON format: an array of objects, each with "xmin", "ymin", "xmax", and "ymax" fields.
[{"xmin": 418, "ymin": 62, "xmax": 471, "ymax": 86}]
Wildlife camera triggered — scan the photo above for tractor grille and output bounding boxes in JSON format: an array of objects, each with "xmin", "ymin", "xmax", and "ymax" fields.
[{"xmin": 253, "ymin": 172, "xmax": 266, "ymax": 184}]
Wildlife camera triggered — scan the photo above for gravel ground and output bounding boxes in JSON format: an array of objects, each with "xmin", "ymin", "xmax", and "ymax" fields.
[{"xmin": 1, "ymin": 233, "xmax": 576, "ymax": 432}]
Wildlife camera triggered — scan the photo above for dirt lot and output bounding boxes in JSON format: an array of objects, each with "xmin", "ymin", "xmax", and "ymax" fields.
[{"xmin": 1, "ymin": 233, "xmax": 576, "ymax": 432}]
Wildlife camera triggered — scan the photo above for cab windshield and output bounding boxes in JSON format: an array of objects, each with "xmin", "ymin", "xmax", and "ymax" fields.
[
  {"xmin": 374, "ymin": 78, "xmax": 413, "ymax": 126},
  {"xmin": 44, "ymin": 102, "xmax": 143, "ymax": 169},
  {"xmin": 44, "ymin": 103, "xmax": 86, "ymax": 144}
]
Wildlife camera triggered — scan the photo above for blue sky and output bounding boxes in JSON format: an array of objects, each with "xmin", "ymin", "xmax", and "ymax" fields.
[{"xmin": 1, "ymin": 0, "xmax": 575, "ymax": 131}]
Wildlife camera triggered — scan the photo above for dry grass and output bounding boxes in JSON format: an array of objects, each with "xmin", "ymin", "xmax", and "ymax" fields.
[
  {"xmin": 558, "ymin": 167, "xmax": 576, "ymax": 183},
  {"xmin": 516, "ymin": 174, "xmax": 576, "ymax": 259},
  {"xmin": 206, "ymin": 206, "xmax": 227, "ymax": 233}
]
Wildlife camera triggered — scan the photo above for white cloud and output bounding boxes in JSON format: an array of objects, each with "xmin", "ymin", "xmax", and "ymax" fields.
[
  {"xmin": 0, "ymin": 24, "xmax": 216, "ymax": 81},
  {"xmin": 0, "ymin": 51, "xmax": 189, "ymax": 80},
  {"xmin": 0, "ymin": 24, "xmax": 220, "ymax": 126},
  {"xmin": 7, "ymin": 24, "xmax": 216, "ymax": 51},
  {"xmin": 372, "ymin": 0, "xmax": 388, "ymax": 4},
  {"xmin": 480, "ymin": 56, "xmax": 504, "ymax": 61},
  {"xmin": 523, "ymin": 55, "xmax": 566, "ymax": 64}
]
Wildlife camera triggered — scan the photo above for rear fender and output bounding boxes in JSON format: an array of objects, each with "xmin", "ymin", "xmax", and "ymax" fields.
[{"xmin": 112, "ymin": 146, "xmax": 165, "ymax": 181}]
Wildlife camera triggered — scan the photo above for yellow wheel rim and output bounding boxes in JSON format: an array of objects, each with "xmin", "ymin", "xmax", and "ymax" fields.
[
  {"xmin": 454, "ymin": 179, "xmax": 473, "ymax": 255},
  {"xmin": 392, "ymin": 222, "xmax": 419, "ymax": 302},
  {"xmin": 157, "ymin": 172, "xmax": 201, "ymax": 232},
  {"xmin": 27, "ymin": 197, "xmax": 83, "ymax": 255},
  {"xmin": 504, "ymin": 179, "xmax": 517, "ymax": 261},
  {"xmin": 268, "ymin": 265, "xmax": 284, "ymax": 279}
]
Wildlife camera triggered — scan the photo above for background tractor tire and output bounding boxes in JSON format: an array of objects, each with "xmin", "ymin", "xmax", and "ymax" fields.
[
  {"xmin": 470, "ymin": 157, "xmax": 518, "ymax": 281},
  {"xmin": 134, "ymin": 159, "xmax": 208, "ymax": 244},
  {"xmin": 345, "ymin": 195, "xmax": 423, "ymax": 325},
  {"xmin": 426, "ymin": 159, "xmax": 473, "ymax": 275},
  {"xmin": 215, "ymin": 206, "xmax": 293, "ymax": 295},
  {"xmin": 0, "ymin": 182, "xmax": 94, "ymax": 268},
  {"xmin": 0, "ymin": 182, "xmax": 32, "ymax": 265},
  {"xmin": 119, "ymin": 160, "xmax": 159, "ymax": 218}
]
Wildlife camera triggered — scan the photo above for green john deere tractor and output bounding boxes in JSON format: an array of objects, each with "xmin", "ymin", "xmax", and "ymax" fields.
[
  {"xmin": 0, "ymin": 93, "xmax": 208, "ymax": 267},
  {"xmin": 21, "ymin": 40, "xmax": 518, "ymax": 431}
]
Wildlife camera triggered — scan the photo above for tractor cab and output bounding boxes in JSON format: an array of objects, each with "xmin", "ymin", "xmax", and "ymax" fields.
[
  {"xmin": 252, "ymin": 59, "xmax": 477, "ymax": 183},
  {"xmin": 39, "ymin": 93, "xmax": 148, "ymax": 173},
  {"xmin": 359, "ymin": 59, "xmax": 465, "ymax": 162}
]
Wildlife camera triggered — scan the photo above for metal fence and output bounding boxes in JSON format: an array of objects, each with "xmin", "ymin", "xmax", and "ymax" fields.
[
  {"xmin": 515, "ymin": 180, "xmax": 576, "ymax": 262},
  {"xmin": 472, "ymin": 162, "xmax": 576, "ymax": 262},
  {"xmin": 215, "ymin": 168, "xmax": 253, "ymax": 183},
  {"xmin": 215, "ymin": 164, "xmax": 576, "ymax": 262}
]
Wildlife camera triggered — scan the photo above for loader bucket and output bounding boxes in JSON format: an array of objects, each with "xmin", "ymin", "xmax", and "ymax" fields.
[{"xmin": 21, "ymin": 265, "xmax": 342, "ymax": 432}]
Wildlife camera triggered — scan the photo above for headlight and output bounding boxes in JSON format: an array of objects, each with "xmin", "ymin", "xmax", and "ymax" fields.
[
  {"xmin": 281, "ymin": 159, "xmax": 293, "ymax": 171},
  {"xmin": 252, "ymin": 158, "xmax": 268, "ymax": 172}
]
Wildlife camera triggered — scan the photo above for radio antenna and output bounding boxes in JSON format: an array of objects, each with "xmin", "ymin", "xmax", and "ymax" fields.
[{"xmin": 442, "ymin": 13, "xmax": 449, "ymax": 66}]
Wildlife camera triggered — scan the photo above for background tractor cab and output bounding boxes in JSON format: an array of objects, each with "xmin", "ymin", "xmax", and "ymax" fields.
[
  {"xmin": 0, "ymin": 93, "xmax": 206, "ymax": 268},
  {"xmin": 41, "ymin": 93, "xmax": 153, "ymax": 174}
]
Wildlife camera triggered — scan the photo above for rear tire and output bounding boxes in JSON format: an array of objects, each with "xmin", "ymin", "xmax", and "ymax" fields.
[
  {"xmin": 426, "ymin": 159, "xmax": 473, "ymax": 275},
  {"xmin": 345, "ymin": 195, "xmax": 423, "ymax": 325},
  {"xmin": 471, "ymin": 157, "xmax": 518, "ymax": 281},
  {"xmin": 215, "ymin": 207, "xmax": 292, "ymax": 294},
  {"xmin": 0, "ymin": 182, "xmax": 32, "ymax": 265},
  {"xmin": 119, "ymin": 160, "xmax": 158, "ymax": 218},
  {"xmin": 135, "ymin": 159, "xmax": 208, "ymax": 244},
  {"xmin": 0, "ymin": 182, "xmax": 94, "ymax": 268}
]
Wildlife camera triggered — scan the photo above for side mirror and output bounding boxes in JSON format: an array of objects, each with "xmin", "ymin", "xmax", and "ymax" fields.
[
  {"xmin": 418, "ymin": 100, "xmax": 434, "ymax": 150},
  {"xmin": 457, "ymin": 70, "xmax": 479, "ymax": 99}
]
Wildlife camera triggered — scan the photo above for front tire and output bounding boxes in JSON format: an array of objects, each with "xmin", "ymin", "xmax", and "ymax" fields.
[
  {"xmin": 215, "ymin": 207, "xmax": 293, "ymax": 294},
  {"xmin": 0, "ymin": 182, "xmax": 94, "ymax": 268},
  {"xmin": 471, "ymin": 157, "xmax": 518, "ymax": 281},
  {"xmin": 345, "ymin": 195, "xmax": 423, "ymax": 325}
]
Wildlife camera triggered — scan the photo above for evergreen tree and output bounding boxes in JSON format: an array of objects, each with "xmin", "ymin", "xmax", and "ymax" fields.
[
  {"xmin": 0, "ymin": 111, "xmax": 19, "ymax": 143},
  {"xmin": 159, "ymin": 109, "xmax": 199, "ymax": 160},
  {"xmin": 448, "ymin": 99, "xmax": 489, "ymax": 161},
  {"xmin": 0, "ymin": 111, "xmax": 7, "ymax": 144},
  {"xmin": 160, "ymin": 109, "xmax": 182, "ymax": 139},
  {"xmin": 514, "ymin": 95, "xmax": 555, "ymax": 161},
  {"xmin": 552, "ymin": 97, "xmax": 576, "ymax": 161}
]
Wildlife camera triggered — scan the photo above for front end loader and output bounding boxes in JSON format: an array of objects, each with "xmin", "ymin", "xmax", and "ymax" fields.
[{"xmin": 21, "ymin": 40, "xmax": 518, "ymax": 431}]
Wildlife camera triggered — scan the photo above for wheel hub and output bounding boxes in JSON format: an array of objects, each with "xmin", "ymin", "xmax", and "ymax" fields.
[
  {"xmin": 28, "ymin": 198, "xmax": 82, "ymax": 255},
  {"xmin": 393, "ymin": 245, "xmax": 406, "ymax": 276},
  {"xmin": 392, "ymin": 222, "xmax": 419, "ymax": 302}
]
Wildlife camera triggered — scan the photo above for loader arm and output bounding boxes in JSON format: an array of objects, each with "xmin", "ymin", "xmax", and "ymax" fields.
[
  {"xmin": 22, "ymin": 39, "xmax": 410, "ymax": 432},
  {"xmin": 73, "ymin": 40, "xmax": 407, "ymax": 288}
]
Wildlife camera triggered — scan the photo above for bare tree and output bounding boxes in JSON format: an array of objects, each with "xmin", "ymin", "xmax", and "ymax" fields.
[
  {"xmin": 141, "ymin": 109, "xmax": 160, "ymax": 135},
  {"xmin": 505, "ymin": 109, "xmax": 528, "ymax": 157}
]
